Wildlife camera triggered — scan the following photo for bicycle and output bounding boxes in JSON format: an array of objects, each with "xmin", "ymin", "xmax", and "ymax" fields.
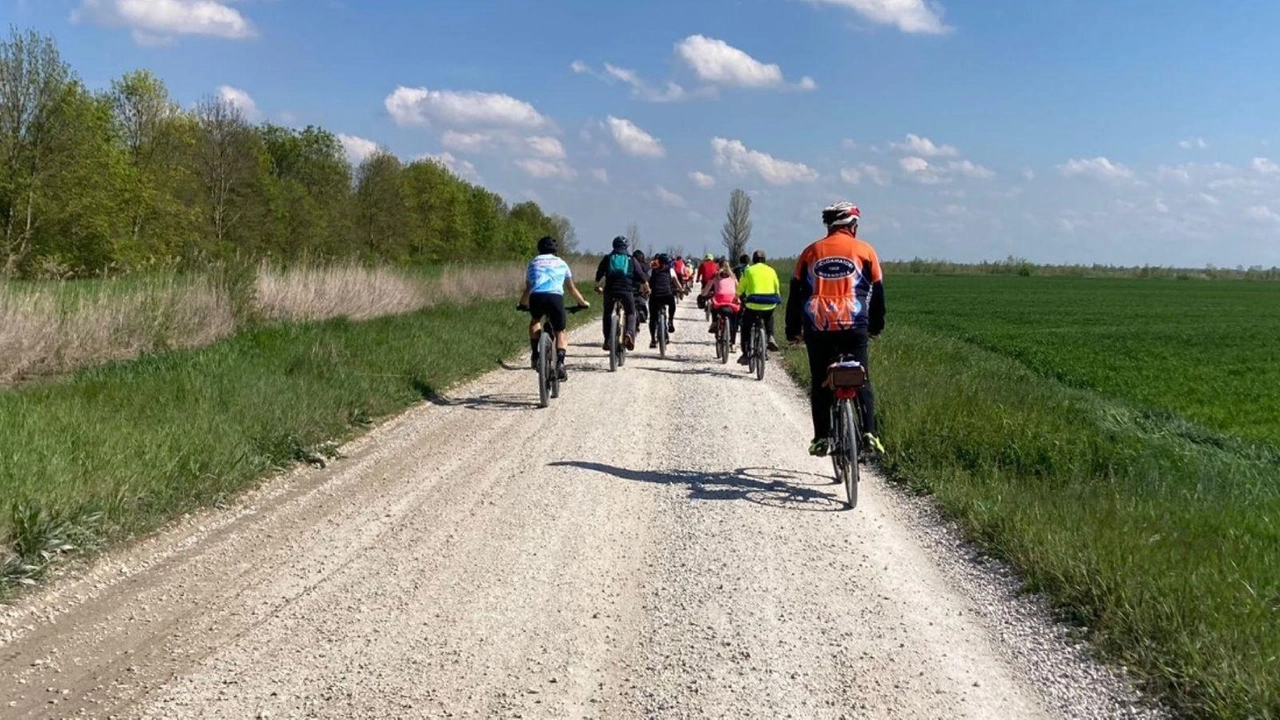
[
  {"xmin": 655, "ymin": 303, "xmax": 670, "ymax": 358},
  {"xmin": 713, "ymin": 307, "xmax": 733, "ymax": 365},
  {"xmin": 608, "ymin": 302, "xmax": 627, "ymax": 372},
  {"xmin": 517, "ymin": 304, "xmax": 587, "ymax": 408},
  {"xmin": 825, "ymin": 356, "xmax": 867, "ymax": 509},
  {"xmin": 746, "ymin": 322, "xmax": 767, "ymax": 381}
]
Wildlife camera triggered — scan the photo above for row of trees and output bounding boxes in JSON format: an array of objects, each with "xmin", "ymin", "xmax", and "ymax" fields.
[{"xmin": 0, "ymin": 28, "xmax": 573, "ymax": 279}]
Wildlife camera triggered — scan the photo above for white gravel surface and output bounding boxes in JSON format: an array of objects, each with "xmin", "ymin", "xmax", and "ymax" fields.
[{"xmin": 0, "ymin": 298, "xmax": 1164, "ymax": 718}]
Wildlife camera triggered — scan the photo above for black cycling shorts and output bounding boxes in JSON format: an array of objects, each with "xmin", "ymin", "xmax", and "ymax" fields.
[{"xmin": 528, "ymin": 292, "xmax": 567, "ymax": 332}]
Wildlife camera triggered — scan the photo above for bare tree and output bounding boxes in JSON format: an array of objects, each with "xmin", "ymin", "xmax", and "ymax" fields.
[
  {"xmin": 721, "ymin": 188, "xmax": 751, "ymax": 260},
  {"xmin": 0, "ymin": 28, "xmax": 71, "ymax": 275},
  {"xmin": 625, "ymin": 221, "xmax": 640, "ymax": 251},
  {"xmin": 194, "ymin": 95, "xmax": 256, "ymax": 249}
]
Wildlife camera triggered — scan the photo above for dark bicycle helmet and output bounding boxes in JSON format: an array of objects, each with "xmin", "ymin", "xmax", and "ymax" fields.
[
  {"xmin": 655, "ymin": 253, "xmax": 671, "ymax": 267},
  {"xmin": 537, "ymin": 235, "xmax": 558, "ymax": 255},
  {"xmin": 612, "ymin": 235, "xmax": 629, "ymax": 251}
]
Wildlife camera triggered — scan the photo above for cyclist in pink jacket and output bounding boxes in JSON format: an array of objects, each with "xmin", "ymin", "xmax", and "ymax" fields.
[{"xmin": 701, "ymin": 261, "xmax": 742, "ymax": 349}]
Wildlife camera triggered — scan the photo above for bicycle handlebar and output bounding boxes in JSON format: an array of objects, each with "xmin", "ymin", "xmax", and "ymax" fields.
[{"xmin": 517, "ymin": 304, "xmax": 592, "ymax": 313}]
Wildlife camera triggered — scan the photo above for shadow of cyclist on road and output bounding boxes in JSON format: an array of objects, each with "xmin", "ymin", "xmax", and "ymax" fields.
[{"xmin": 548, "ymin": 461, "xmax": 843, "ymax": 512}]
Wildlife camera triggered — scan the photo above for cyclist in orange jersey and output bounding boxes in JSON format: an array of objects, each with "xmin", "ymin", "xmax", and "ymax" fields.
[{"xmin": 785, "ymin": 202, "xmax": 886, "ymax": 457}]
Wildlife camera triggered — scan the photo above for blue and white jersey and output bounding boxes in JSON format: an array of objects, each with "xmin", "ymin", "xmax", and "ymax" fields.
[{"xmin": 527, "ymin": 254, "xmax": 571, "ymax": 295}]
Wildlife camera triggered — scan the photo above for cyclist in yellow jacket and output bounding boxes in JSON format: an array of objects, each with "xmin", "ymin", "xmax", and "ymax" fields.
[{"xmin": 736, "ymin": 250, "xmax": 782, "ymax": 365}]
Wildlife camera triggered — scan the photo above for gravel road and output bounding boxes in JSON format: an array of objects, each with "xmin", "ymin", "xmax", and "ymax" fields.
[{"xmin": 0, "ymin": 298, "xmax": 1162, "ymax": 719}]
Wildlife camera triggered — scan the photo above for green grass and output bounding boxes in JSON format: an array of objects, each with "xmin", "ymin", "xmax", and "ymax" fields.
[
  {"xmin": 778, "ymin": 274, "xmax": 1280, "ymax": 719},
  {"xmin": 0, "ymin": 298, "xmax": 595, "ymax": 594},
  {"xmin": 887, "ymin": 275, "xmax": 1280, "ymax": 447}
]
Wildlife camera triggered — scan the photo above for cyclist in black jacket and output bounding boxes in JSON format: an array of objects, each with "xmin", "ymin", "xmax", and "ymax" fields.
[
  {"xmin": 594, "ymin": 236, "xmax": 649, "ymax": 351},
  {"xmin": 647, "ymin": 253, "xmax": 684, "ymax": 348}
]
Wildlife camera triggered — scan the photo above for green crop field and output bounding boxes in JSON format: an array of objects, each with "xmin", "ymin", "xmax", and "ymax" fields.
[
  {"xmin": 778, "ymin": 271, "xmax": 1280, "ymax": 719},
  {"xmin": 886, "ymin": 275, "xmax": 1280, "ymax": 447}
]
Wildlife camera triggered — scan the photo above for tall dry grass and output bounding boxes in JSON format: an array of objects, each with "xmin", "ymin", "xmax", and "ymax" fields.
[
  {"xmin": 257, "ymin": 260, "xmax": 598, "ymax": 322},
  {"xmin": 255, "ymin": 264, "xmax": 431, "ymax": 322},
  {"xmin": 2, "ymin": 260, "xmax": 599, "ymax": 384},
  {"xmin": 0, "ymin": 277, "xmax": 235, "ymax": 384}
]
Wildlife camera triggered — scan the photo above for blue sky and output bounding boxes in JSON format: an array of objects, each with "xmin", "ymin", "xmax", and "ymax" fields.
[{"xmin": 7, "ymin": 0, "xmax": 1280, "ymax": 266}]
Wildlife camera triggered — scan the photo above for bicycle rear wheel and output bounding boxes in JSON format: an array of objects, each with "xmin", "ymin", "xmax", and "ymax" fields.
[
  {"xmin": 839, "ymin": 400, "xmax": 860, "ymax": 508},
  {"xmin": 658, "ymin": 311, "xmax": 668, "ymax": 358},
  {"xmin": 536, "ymin": 331, "xmax": 551, "ymax": 408},
  {"xmin": 546, "ymin": 328, "xmax": 561, "ymax": 400},
  {"xmin": 754, "ymin": 326, "xmax": 766, "ymax": 381},
  {"xmin": 717, "ymin": 319, "xmax": 729, "ymax": 364},
  {"xmin": 829, "ymin": 406, "xmax": 844, "ymax": 484},
  {"xmin": 608, "ymin": 314, "xmax": 619, "ymax": 373}
]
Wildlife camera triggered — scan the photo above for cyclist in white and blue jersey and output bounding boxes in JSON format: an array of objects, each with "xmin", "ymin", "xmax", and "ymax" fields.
[{"xmin": 520, "ymin": 236, "xmax": 590, "ymax": 380}]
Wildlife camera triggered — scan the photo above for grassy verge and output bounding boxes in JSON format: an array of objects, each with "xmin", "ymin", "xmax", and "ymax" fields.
[
  {"xmin": 780, "ymin": 329, "xmax": 1280, "ymax": 719},
  {"xmin": 1, "ymin": 298, "xmax": 597, "ymax": 596}
]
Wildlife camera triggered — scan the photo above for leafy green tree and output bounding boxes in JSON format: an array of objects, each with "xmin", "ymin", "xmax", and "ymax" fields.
[
  {"xmin": 0, "ymin": 27, "xmax": 73, "ymax": 275},
  {"xmin": 354, "ymin": 151, "xmax": 408, "ymax": 261},
  {"xmin": 107, "ymin": 69, "xmax": 193, "ymax": 269},
  {"xmin": 0, "ymin": 27, "xmax": 577, "ymax": 277}
]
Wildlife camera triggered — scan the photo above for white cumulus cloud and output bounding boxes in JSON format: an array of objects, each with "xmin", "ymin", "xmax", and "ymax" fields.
[
  {"xmin": 801, "ymin": 0, "xmax": 952, "ymax": 34},
  {"xmin": 74, "ymin": 0, "xmax": 257, "ymax": 44},
  {"xmin": 655, "ymin": 186, "xmax": 687, "ymax": 207},
  {"xmin": 899, "ymin": 156, "xmax": 946, "ymax": 184},
  {"xmin": 216, "ymin": 85, "xmax": 260, "ymax": 121},
  {"xmin": 947, "ymin": 160, "xmax": 995, "ymax": 179},
  {"xmin": 337, "ymin": 134, "xmax": 379, "ymax": 165},
  {"xmin": 675, "ymin": 35, "xmax": 812, "ymax": 91},
  {"xmin": 1251, "ymin": 157, "xmax": 1280, "ymax": 175},
  {"xmin": 859, "ymin": 163, "xmax": 891, "ymax": 186},
  {"xmin": 570, "ymin": 61, "xmax": 696, "ymax": 103},
  {"xmin": 1058, "ymin": 156, "xmax": 1134, "ymax": 181},
  {"xmin": 424, "ymin": 152, "xmax": 480, "ymax": 181},
  {"xmin": 891, "ymin": 133, "xmax": 958, "ymax": 157},
  {"xmin": 1246, "ymin": 205, "xmax": 1277, "ymax": 221},
  {"xmin": 606, "ymin": 116, "xmax": 665, "ymax": 158},
  {"xmin": 1178, "ymin": 137, "xmax": 1209, "ymax": 150},
  {"xmin": 711, "ymin": 137, "xmax": 818, "ymax": 185},
  {"xmin": 525, "ymin": 136, "xmax": 566, "ymax": 160},
  {"xmin": 385, "ymin": 87, "xmax": 547, "ymax": 129},
  {"xmin": 689, "ymin": 171, "xmax": 717, "ymax": 188},
  {"xmin": 840, "ymin": 167, "xmax": 863, "ymax": 184},
  {"xmin": 440, "ymin": 130, "xmax": 495, "ymax": 153},
  {"xmin": 515, "ymin": 158, "xmax": 576, "ymax": 180},
  {"xmin": 588, "ymin": 168, "xmax": 609, "ymax": 184}
]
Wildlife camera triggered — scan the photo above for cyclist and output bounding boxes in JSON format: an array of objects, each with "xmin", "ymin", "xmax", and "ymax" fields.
[
  {"xmin": 520, "ymin": 235, "xmax": 591, "ymax": 380},
  {"xmin": 595, "ymin": 236, "xmax": 649, "ymax": 352},
  {"xmin": 702, "ymin": 260, "xmax": 741, "ymax": 350},
  {"xmin": 736, "ymin": 250, "xmax": 782, "ymax": 364},
  {"xmin": 732, "ymin": 253, "xmax": 750, "ymax": 280},
  {"xmin": 785, "ymin": 202, "xmax": 886, "ymax": 457},
  {"xmin": 632, "ymin": 249, "xmax": 651, "ymax": 326},
  {"xmin": 697, "ymin": 253, "xmax": 718, "ymax": 293},
  {"xmin": 647, "ymin": 253, "xmax": 684, "ymax": 348}
]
